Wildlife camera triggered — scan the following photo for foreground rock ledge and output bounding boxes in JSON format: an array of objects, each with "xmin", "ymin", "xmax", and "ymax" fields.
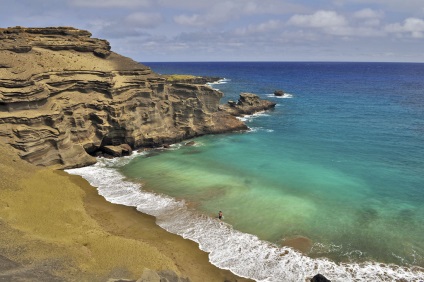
[{"xmin": 0, "ymin": 27, "xmax": 275, "ymax": 168}]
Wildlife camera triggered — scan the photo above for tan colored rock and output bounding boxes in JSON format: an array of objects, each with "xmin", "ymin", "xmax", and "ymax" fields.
[
  {"xmin": 0, "ymin": 26, "xmax": 110, "ymax": 57},
  {"xmin": 120, "ymin": 143, "xmax": 132, "ymax": 155},
  {"xmin": 0, "ymin": 27, "xmax": 252, "ymax": 168},
  {"xmin": 102, "ymin": 145, "xmax": 124, "ymax": 157}
]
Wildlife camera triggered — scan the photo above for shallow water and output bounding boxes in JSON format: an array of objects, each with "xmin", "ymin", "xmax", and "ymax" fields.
[{"xmin": 68, "ymin": 62, "xmax": 424, "ymax": 281}]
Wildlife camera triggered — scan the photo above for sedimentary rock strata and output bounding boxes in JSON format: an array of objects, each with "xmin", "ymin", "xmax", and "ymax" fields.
[
  {"xmin": 163, "ymin": 74, "xmax": 221, "ymax": 84},
  {"xmin": 0, "ymin": 27, "xmax": 274, "ymax": 168}
]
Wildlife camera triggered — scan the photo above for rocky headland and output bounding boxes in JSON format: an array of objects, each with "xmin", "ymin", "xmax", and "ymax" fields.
[
  {"xmin": 0, "ymin": 26, "xmax": 275, "ymax": 169},
  {"xmin": 163, "ymin": 74, "xmax": 222, "ymax": 85},
  {"xmin": 0, "ymin": 26, "xmax": 275, "ymax": 281}
]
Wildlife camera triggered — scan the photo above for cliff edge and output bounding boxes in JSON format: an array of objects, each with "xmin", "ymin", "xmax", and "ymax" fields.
[{"xmin": 0, "ymin": 27, "xmax": 274, "ymax": 168}]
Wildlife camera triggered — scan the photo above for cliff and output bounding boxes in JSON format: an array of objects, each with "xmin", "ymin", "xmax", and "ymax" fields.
[{"xmin": 0, "ymin": 27, "xmax": 274, "ymax": 168}]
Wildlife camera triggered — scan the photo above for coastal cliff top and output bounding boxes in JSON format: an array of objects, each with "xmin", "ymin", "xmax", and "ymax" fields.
[
  {"xmin": 0, "ymin": 26, "xmax": 154, "ymax": 80},
  {"xmin": 0, "ymin": 26, "xmax": 274, "ymax": 168}
]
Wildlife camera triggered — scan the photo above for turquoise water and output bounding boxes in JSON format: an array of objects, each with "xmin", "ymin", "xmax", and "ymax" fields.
[
  {"xmin": 68, "ymin": 62, "xmax": 424, "ymax": 280},
  {"xmin": 122, "ymin": 62, "xmax": 424, "ymax": 267}
]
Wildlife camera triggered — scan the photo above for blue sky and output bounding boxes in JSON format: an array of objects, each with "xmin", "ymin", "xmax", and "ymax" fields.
[{"xmin": 1, "ymin": 0, "xmax": 424, "ymax": 62}]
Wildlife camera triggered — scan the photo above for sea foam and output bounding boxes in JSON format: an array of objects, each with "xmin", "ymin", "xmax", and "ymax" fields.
[
  {"xmin": 207, "ymin": 78, "xmax": 230, "ymax": 91},
  {"xmin": 266, "ymin": 93, "xmax": 294, "ymax": 99},
  {"xmin": 236, "ymin": 111, "xmax": 270, "ymax": 122},
  {"xmin": 207, "ymin": 78, "xmax": 230, "ymax": 85},
  {"xmin": 66, "ymin": 156, "xmax": 424, "ymax": 282}
]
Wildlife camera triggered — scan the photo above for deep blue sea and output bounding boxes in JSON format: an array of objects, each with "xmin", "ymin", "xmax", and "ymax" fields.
[{"xmin": 68, "ymin": 62, "xmax": 424, "ymax": 281}]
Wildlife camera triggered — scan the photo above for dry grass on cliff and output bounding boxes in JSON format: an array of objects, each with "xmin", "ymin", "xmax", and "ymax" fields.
[
  {"xmin": 164, "ymin": 74, "xmax": 198, "ymax": 81},
  {"xmin": 0, "ymin": 47, "xmax": 152, "ymax": 81}
]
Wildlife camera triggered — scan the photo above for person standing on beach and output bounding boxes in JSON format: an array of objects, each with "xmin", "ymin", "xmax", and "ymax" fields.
[{"xmin": 218, "ymin": 211, "xmax": 223, "ymax": 220}]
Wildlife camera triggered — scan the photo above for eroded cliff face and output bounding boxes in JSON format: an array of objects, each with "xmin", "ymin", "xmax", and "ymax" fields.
[{"xmin": 0, "ymin": 27, "xmax": 249, "ymax": 168}]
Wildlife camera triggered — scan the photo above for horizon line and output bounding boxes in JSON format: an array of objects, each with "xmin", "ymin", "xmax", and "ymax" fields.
[{"xmin": 140, "ymin": 60, "xmax": 424, "ymax": 64}]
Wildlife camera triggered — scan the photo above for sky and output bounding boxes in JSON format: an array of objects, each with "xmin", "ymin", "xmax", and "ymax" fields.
[{"xmin": 1, "ymin": 0, "xmax": 424, "ymax": 62}]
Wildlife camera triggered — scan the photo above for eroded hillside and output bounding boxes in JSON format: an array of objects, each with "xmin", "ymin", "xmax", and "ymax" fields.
[{"xmin": 0, "ymin": 27, "xmax": 252, "ymax": 168}]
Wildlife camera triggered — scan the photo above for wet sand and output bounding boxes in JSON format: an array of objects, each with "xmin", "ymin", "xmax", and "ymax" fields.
[
  {"xmin": 0, "ymin": 145, "xmax": 251, "ymax": 281},
  {"xmin": 281, "ymin": 236, "xmax": 313, "ymax": 254}
]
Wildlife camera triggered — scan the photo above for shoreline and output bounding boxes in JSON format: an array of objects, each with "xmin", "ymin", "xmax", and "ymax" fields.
[
  {"xmin": 3, "ymin": 133, "xmax": 424, "ymax": 282},
  {"xmin": 67, "ymin": 171, "xmax": 252, "ymax": 281},
  {"xmin": 0, "ymin": 145, "xmax": 251, "ymax": 281},
  {"xmin": 66, "ymin": 145, "xmax": 424, "ymax": 282}
]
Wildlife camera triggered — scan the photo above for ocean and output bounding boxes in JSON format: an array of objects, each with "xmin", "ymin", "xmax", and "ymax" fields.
[{"xmin": 67, "ymin": 62, "xmax": 424, "ymax": 281}]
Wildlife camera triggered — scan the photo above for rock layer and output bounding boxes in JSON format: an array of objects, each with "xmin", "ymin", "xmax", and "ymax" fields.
[{"xmin": 0, "ymin": 27, "xmax": 274, "ymax": 168}]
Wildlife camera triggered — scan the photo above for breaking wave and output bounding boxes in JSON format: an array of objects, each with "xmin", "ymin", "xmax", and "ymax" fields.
[
  {"xmin": 266, "ymin": 93, "xmax": 294, "ymax": 99},
  {"xmin": 66, "ymin": 157, "xmax": 424, "ymax": 282}
]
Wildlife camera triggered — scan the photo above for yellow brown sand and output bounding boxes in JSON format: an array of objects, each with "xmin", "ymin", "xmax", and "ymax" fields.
[{"xmin": 0, "ymin": 145, "xmax": 251, "ymax": 281}]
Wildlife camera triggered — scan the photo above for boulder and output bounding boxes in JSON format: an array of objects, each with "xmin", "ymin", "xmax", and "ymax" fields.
[
  {"xmin": 8, "ymin": 45, "xmax": 32, "ymax": 53},
  {"xmin": 227, "ymin": 100, "xmax": 237, "ymax": 107},
  {"xmin": 274, "ymin": 90, "xmax": 285, "ymax": 96},
  {"xmin": 102, "ymin": 146, "xmax": 123, "ymax": 157},
  {"xmin": 238, "ymin": 93, "xmax": 259, "ymax": 105},
  {"xmin": 93, "ymin": 47, "xmax": 111, "ymax": 58},
  {"xmin": 83, "ymin": 142, "xmax": 100, "ymax": 155},
  {"xmin": 221, "ymin": 93, "xmax": 276, "ymax": 116},
  {"xmin": 184, "ymin": 141, "xmax": 196, "ymax": 146},
  {"xmin": 119, "ymin": 144, "xmax": 132, "ymax": 156},
  {"xmin": 311, "ymin": 274, "xmax": 331, "ymax": 282}
]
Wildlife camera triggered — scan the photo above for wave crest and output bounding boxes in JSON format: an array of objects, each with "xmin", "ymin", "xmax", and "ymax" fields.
[{"xmin": 66, "ymin": 159, "xmax": 424, "ymax": 282}]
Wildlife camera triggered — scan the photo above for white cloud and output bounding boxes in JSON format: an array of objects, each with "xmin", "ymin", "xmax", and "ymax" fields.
[
  {"xmin": 69, "ymin": 0, "xmax": 151, "ymax": 8},
  {"xmin": 2, "ymin": 0, "xmax": 424, "ymax": 62},
  {"xmin": 97, "ymin": 25, "xmax": 151, "ymax": 39},
  {"xmin": 288, "ymin": 10, "xmax": 347, "ymax": 28},
  {"xmin": 285, "ymin": 9, "xmax": 388, "ymax": 39},
  {"xmin": 386, "ymin": 17, "xmax": 424, "ymax": 38},
  {"xmin": 363, "ymin": 19, "xmax": 381, "ymax": 27},
  {"xmin": 125, "ymin": 12, "xmax": 163, "ymax": 28},
  {"xmin": 159, "ymin": 0, "xmax": 309, "ymax": 15},
  {"xmin": 353, "ymin": 8, "xmax": 384, "ymax": 27},
  {"xmin": 404, "ymin": 18, "xmax": 424, "ymax": 36},
  {"xmin": 173, "ymin": 1, "xmax": 244, "ymax": 27},
  {"xmin": 353, "ymin": 8, "xmax": 384, "ymax": 19},
  {"xmin": 341, "ymin": 0, "xmax": 424, "ymax": 15},
  {"xmin": 174, "ymin": 14, "xmax": 203, "ymax": 26},
  {"xmin": 235, "ymin": 20, "xmax": 282, "ymax": 35},
  {"xmin": 89, "ymin": 12, "xmax": 163, "ymax": 39},
  {"xmin": 171, "ymin": 0, "xmax": 310, "ymax": 27}
]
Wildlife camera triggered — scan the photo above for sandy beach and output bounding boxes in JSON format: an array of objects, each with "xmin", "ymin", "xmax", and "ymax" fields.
[{"xmin": 0, "ymin": 145, "xmax": 251, "ymax": 281}]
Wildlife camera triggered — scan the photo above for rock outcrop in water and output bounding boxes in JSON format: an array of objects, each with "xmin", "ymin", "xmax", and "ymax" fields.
[
  {"xmin": 310, "ymin": 274, "xmax": 331, "ymax": 282},
  {"xmin": 222, "ymin": 93, "xmax": 276, "ymax": 116},
  {"xmin": 0, "ymin": 27, "xmax": 274, "ymax": 168},
  {"xmin": 274, "ymin": 90, "xmax": 285, "ymax": 96}
]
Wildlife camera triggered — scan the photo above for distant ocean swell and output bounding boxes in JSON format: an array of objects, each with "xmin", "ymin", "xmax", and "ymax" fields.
[{"xmin": 66, "ymin": 156, "xmax": 424, "ymax": 282}]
